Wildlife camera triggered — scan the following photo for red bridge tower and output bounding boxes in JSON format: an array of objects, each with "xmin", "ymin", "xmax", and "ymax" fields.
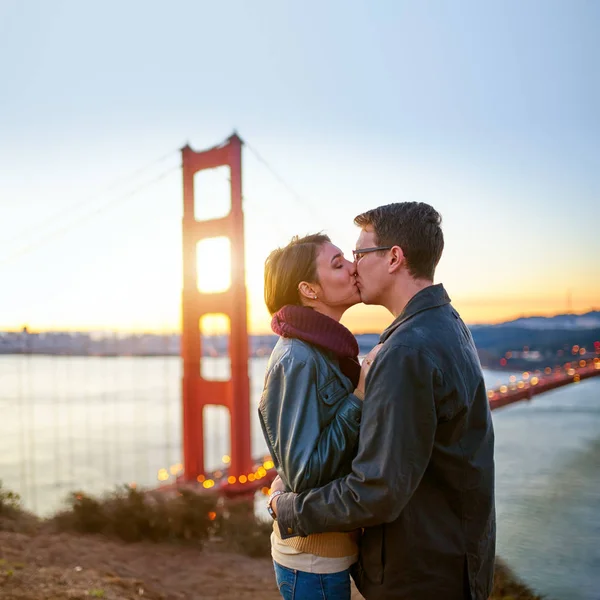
[{"xmin": 180, "ymin": 133, "xmax": 252, "ymax": 482}]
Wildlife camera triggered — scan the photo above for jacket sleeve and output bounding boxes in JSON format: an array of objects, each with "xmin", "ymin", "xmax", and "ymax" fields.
[
  {"xmin": 276, "ymin": 343, "xmax": 438, "ymax": 536},
  {"xmin": 259, "ymin": 349, "xmax": 363, "ymax": 493}
]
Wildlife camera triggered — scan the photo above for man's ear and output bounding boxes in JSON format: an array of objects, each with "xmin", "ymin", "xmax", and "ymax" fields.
[
  {"xmin": 388, "ymin": 246, "xmax": 405, "ymax": 274},
  {"xmin": 298, "ymin": 281, "xmax": 319, "ymax": 301}
]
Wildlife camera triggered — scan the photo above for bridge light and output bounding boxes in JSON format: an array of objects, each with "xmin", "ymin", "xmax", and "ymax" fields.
[
  {"xmin": 239, "ymin": 475, "xmax": 247, "ymax": 484},
  {"xmin": 227, "ymin": 476, "xmax": 236, "ymax": 484},
  {"xmin": 222, "ymin": 455, "xmax": 231, "ymax": 464},
  {"xmin": 500, "ymin": 385, "xmax": 508, "ymax": 393}
]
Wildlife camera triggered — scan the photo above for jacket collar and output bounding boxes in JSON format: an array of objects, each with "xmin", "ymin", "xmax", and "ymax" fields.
[{"xmin": 380, "ymin": 283, "xmax": 451, "ymax": 343}]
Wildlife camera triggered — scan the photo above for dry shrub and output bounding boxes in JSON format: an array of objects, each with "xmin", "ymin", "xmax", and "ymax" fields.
[
  {"xmin": 213, "ymin": 497, "xmax": 272, "ymax": 557},
  {"xmin": 50, "ymin": 485, "xmax": 272, "ymax": 556},
  {"xmin": 0, "ymin": 482, "xmax": 39, "ymax": 534},
  {"xmin": 491, "ymin": 559, "xmax": 546, "ymax": 599},
  {"xmin": 52, "ymin": 485, "xmax": 219, "ymax": 548}
]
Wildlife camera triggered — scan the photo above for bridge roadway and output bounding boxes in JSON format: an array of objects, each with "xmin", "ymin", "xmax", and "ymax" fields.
[{"xmin": 488, "ymin": 358, "xmax": 600, "ymax": 410}]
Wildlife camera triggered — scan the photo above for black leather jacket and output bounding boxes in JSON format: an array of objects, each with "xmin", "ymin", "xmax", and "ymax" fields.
[
  {"xmin": 277, "ymin": 285, "xmax": 496, "ymax": 600},
  {"xmin": 259, "ymin": 337, "xmax": 363, "ymax": 494}
]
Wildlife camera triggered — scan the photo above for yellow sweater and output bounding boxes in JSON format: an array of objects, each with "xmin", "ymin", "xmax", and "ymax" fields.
[{"xmin": 273, "ymin": 521, "xmax": 358, "ymax": 558}]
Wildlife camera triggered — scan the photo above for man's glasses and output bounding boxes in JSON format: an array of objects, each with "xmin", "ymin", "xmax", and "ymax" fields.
[{"xmin": 352, "ymin": 246, "xmax": 393, "ymax": 261}]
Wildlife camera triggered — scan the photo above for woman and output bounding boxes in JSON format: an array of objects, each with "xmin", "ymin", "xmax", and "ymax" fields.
[{"xmin": 259, "ymin": 233, "xmax": 380, "ymax": 600}]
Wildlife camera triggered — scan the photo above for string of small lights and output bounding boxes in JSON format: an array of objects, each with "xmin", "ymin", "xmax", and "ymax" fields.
[
  {"xmin": 487, "ymin": 354, "xmax": 600, "ymax": 409},
  {"xmin": 156, "ymin": 455, "xmax": 277, "ymax": 496}
]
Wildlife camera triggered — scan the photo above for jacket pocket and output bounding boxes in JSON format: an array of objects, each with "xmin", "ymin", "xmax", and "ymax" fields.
[
  {"xmin": 359, "ymin": 524, "xmax": 385, "ymax": 584},
  {"xmin": 318, "ymin": 377, "xmax": 347, "ymax": 406}
]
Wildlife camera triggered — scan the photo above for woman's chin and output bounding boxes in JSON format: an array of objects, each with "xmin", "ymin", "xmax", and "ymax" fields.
[{"xmin": 346, "ymin": 291, "xmax": 362, "ymax": 308}]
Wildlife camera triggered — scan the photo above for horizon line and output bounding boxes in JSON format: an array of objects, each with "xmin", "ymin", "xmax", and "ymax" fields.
[{"xmin": 1, "ymin": 307, "xmax": 598, "ymax": 336}]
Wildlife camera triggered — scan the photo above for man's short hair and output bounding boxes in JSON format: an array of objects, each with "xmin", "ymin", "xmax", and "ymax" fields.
[{"xmin": 354, "ymin": 202, "xmax": 443, "ymax": 280}]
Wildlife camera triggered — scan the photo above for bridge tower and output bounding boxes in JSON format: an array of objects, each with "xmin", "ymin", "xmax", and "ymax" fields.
[{"xmin": 180, "ymin": 133, "xmax": 252, "ymax": 482}]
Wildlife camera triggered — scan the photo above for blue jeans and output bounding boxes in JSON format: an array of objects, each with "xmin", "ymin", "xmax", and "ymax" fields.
[{"xmin": 273, "ymin": 561, "xmax": 351, "ymax": 600}]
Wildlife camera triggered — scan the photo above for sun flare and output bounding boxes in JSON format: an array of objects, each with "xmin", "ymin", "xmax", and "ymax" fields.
[{"xmin": 196, "ymin": 237, "xmax": 231, "ymax": 294}]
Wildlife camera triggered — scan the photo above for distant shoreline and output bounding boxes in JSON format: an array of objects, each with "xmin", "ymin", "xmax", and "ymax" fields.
[{"xmin": 2, "ymin": 311, "xmax": 599, "ymax": 373}]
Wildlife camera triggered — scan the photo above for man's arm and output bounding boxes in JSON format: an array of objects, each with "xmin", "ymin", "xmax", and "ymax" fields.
[{"xmin": 275, "ymin": 344, "xmax": 438, "ymax": 537}]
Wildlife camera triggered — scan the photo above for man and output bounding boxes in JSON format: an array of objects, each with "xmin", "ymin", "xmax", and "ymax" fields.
[{"xmin": 269, "ymin": 202, "xmax": 496, "ymax": 599}]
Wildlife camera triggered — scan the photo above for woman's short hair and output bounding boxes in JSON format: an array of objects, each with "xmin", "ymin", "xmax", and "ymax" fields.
[{"xmin": 264, "ymin": 233, "xmax": 330, "ymax": 315}]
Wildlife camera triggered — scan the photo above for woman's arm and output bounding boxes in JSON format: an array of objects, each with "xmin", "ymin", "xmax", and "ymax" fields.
[{"xmin": 259, "ymin": 350, "xmax": 362, "ymax": 493}]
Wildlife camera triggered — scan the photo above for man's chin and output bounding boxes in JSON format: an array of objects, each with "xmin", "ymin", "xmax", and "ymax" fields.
[{"xmin": 358, "ymin": 293, "xmax": 375, "ymax": 305}]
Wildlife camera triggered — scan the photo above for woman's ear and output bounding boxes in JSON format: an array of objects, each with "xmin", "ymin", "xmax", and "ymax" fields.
[{"xmin": 298, "ymin": 281, "xmax": 319, "ymax": 301}]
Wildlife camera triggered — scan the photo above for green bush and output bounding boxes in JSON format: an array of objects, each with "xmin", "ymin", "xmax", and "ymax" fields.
[{"xmin": 0, "ymin": 481, "xmax": 21, "ymax": 515}]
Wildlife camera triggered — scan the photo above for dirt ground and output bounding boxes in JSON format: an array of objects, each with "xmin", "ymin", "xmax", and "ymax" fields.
[{"xmin": 0, "ymin": 530, "xmax": 365, "ymax": 600}]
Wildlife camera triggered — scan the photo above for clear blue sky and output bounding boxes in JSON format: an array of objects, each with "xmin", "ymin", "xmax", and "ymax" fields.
[{"xmin": 0, "ymin": 0, "xmax": 598, "ymax": 333}]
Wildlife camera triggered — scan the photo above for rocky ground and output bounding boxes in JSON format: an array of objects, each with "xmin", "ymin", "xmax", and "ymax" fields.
[
  {"xmin": 0, "ymin": 528, "xmax": 544, "ymax": 600},
  {"xmin": 0, "ymin": 528, "xmax": 286, "ymax": 600}
]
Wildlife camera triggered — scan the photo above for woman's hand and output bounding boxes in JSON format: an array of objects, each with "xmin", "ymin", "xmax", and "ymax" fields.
[
  {"xmin": 270, "ymin": 474, "xmax": 285, "ymax": 494},
  {"xmin": 355, "ymin": 343, "xmax": 384, "ymax": 398}
]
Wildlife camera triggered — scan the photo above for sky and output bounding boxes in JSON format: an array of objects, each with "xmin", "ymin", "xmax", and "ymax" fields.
[{"xmin": 0, "ymin": 0, "xmax": 598, "ymax": 335}]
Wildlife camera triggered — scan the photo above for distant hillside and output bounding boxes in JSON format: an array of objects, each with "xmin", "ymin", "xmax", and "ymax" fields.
[
  {"xmin": 467, "ymin": 312, "xmax": 600, "ymax": 369},
  {"xmin": 356, "ymin": 312, "xmax": 600, "ymax": 369},
  {"xmin": 473, "ymin": 311, "xmax": 600, "ymax": 331}
]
